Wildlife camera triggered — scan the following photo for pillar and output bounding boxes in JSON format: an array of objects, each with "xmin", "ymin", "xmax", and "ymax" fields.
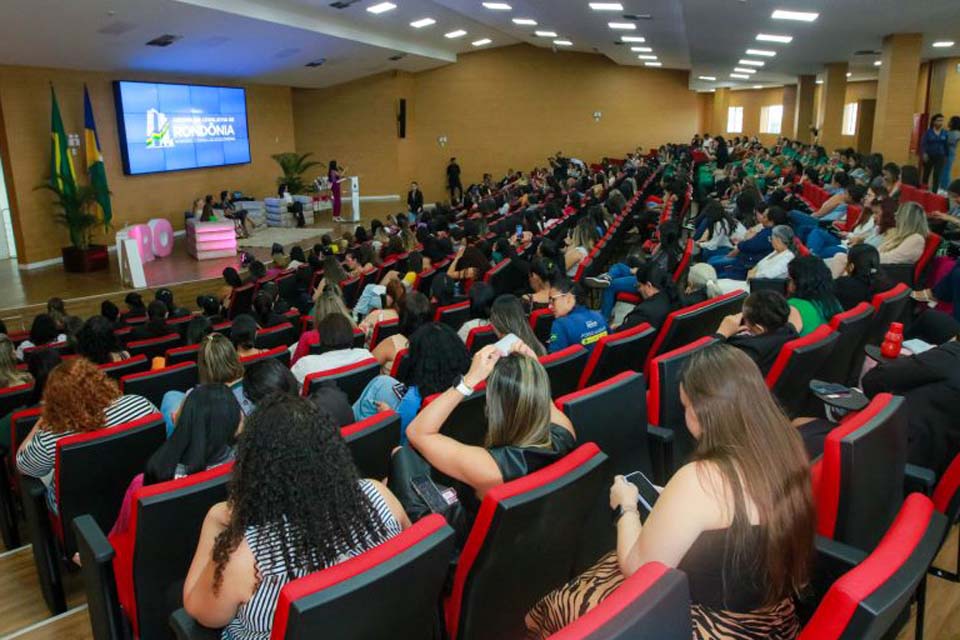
[
  {"xmin": 871, "ymin": 33, "xmax": 923, "ymax": 165},
  {"xmin": 794, "ymin": 75, "xmax": 816, "ymax": 142},
  {"xmin": 781, "ymin": 84, "xmax": 797, "ymax": 141},
  {"xmin": 712, "ymin": 88, "xmax": 730, "ymax": 136},
  {"xmin": 819, "ymin": 63, "xmax": 848, "ymax": 151}
]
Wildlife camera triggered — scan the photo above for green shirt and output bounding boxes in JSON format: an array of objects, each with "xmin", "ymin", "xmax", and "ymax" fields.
[{"xmin": 788, "ymin": 298, "xmax": 826, "ymax": 337}]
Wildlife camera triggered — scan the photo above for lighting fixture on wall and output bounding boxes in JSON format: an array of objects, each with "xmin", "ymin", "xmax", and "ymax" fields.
[
  {"xmin": 437, "ymin": 135, "xmax": 448, "ymax": 147},
  {"xmin": 593, "ymin": 111, "xmax": 602, "ymax": 122}
]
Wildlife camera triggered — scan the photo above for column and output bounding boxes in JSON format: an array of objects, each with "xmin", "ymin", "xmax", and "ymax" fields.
[
  {"xmin": 818, "ymin": 63, "xmax": 848, "ymax": 151},
  {"xmin": 712, "ymin": 88, "xmax": 730, "ymax": 136},
  {"xmin": 781, "ymin": 84, "xmax": 797, "ymax": 141},
  {"xmin": 871, "ymin": 33, "xmax": 922, "ymax": 165},
  {"xmin": 794, "ymin": 75, "xmax": 816, "ymax": 142}
]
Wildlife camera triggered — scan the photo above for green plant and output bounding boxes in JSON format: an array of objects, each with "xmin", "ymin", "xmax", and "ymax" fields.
[
  {"xmin": 271, "ymin": 152, "xmax": 323, "ymax": 195},
  {"xmin": 35, "ymin": 179, "xmax": 109, "ymax": 250}
]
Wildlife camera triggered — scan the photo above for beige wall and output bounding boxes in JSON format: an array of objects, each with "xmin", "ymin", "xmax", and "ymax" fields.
[
  {"xmin": 727, "ymin": 87, "xmax": 786, "ymax": 144},
  {"xmin": 293, "ymin": 44, "xmax": 700, "ymax": 202},
  {"xmin": 0, "ymin": 65, "xmax": 295, "ymax": 264},
  {"xmin": 841, "ymin": 81, "xmax": 878, "ymax": 148}
]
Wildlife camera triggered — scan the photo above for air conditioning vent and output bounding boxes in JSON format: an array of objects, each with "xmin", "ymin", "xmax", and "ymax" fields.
[
  {"xmin": 330, "ymin": 0, "xmax": 361, "ymax": 8},
  {"xmin": 305, "ymin": 59, "xmax": 327, "ymax": 67},
  {"xmin": 146, "ymin": 34, "xmax": 182, "ymax": 47},
  {"xmin": 622, "ymin": 13, "xmax": 652, "ymax": 20},
  {"xmin": 388, "ymin": 54, "xmax": 406, "ymax": 61},
  {"xmin": 853, "ymin": 49, "xmax": 880, "ymax": 56}
]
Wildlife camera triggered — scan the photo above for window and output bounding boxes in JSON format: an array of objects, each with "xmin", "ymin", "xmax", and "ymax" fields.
[
  {"xmin": 726, "ymin": 106, "xmax": 744, "ymax": 134},
  {"xmin": 842, "ymin": 102, "xmax": 858, "ymax": 136},
  {"xmin": 759, "ymin": 104, "xmax": 784, "ymax": 134}
]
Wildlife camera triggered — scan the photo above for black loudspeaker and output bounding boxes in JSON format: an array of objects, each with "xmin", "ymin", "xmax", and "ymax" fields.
[{"xmin": 398, "ymin": 98, "xmax": 407, "ymax": 139}]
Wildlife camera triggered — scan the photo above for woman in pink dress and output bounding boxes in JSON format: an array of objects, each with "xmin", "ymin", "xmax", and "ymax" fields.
[{"xmin": 329, "ymin": 160, "xmax": 345, "ymax": 223}]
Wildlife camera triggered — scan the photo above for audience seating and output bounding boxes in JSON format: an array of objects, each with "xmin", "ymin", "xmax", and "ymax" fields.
[
  {"xmin": 211, "ymin": 321, "xmax": 233, "ymax": 339},
  {"xmin": 867, "ymin": 284, "xmax": 911, "ymax": 346},
  {"xmin": 275, "ymin": 271, "xmax": 298, "ymax": 307},
  {"xmin": 822, "ymin": 302, "xmax": 875, "ymax": 388},
  {"xmin": 340, "ymin": 276, "xmax": 362, "ymax": 309},
  {"xmin": 301, "ymin": 358, "xmax": 379, "ymax": 404},
  {"xmin": 98, "ymin": 355, "xmax": 151, "ymax": 381},
  {"xmin": 0, "ymin": 381, "xmax": 36, "ymax": 418},
  {"xmin": 242, "ymin": 345, "xmax": 292, "ymax": 368},
  {"xmin": 423, "ymin": 385, "xmax": 488, "ymax": 447},
  {"xmin": 0, "ymin": 407, "xmax": 42, "ymax": 548},
  {"xmin": 23, "ymin": 341, "xmax": 74, "ymax": 358},
  {"xmin": 75, "ymin": 464, "xmax": 232, "ymax": 640},
  {"xmin": 578, "ymin": 323, "xmax": 656, "ymax": 390},
  {"xmin": 414, "ymin": 267, "xmax": 439, "ymax": 294},
  {"xmin": 341, "ymin": 410, "xmax": 400, "ymax": 480},
  {"xmin": 812, "ymin": 393, "xmax": 908, "ymax": 552},
  {"xmin": 671, "ymin": 238, "xmax": 694, "ymax": 284},
  {"xmin": 540, "ymin": 345, "xmax": 590, "ymax": 398},
  {"xmin": 165, "ymin": 344, "xmax": 200, "ymax": 366},
  {"xmin": 21, "ymin": 413, "xmax": 166, "ymax": 614},
  {"xmin": 465, "ymin": 324, "xmax": 498, "ymax": 355},
  {"xmin": 390, "ymin": 348, "xmax": 410, "ymax": 380},
  {"xmin": 445, "ymin": 444, "xmax": 610, "ymax": 640},
  {"xmin": 545, "ymin": 562, "xmax": 692, "ymax": 640},
  {"xmin": 930, "ymin": 451, "xmax": 960, "ymax": 582},
  {"xmin": 164, "ymin": 315, "xmax": 195, "ymax": 338},
  {"xmin": 227, "ymin": 284, "xmax": 255, "ymax": 319},
  {"xmin": 435, "ymin": 301, "xmax": 471, "ymax": 329},
  {"xmin": 127, "ymin": 334, "xmax": 183, "ymax": 360},
  {"xmin": 530, "ymin": 309, "xmax": 555, "ymax": 347},
  {"xmin": 884, "ymin": 233, "xmax": 942, "ymax": 287},
  {"xmin": 255, "ymin": 323, "xmax": 298, "ymax": 350},
  {"xmin": 369, "ymin": 317, "xmax": 400, "ymax": 349},
  {"xmin": 747, "ymin": 278, "xmax": 789, "ymax": 296},
  {"xmin": 644, "ymin": 290, "xmax": 747, "ymax": 371},
  {"xmin": 120, "ymin": 363, "xmax": 199, "ymax": 408},
  {"xmin": 765, "ymin": 326, "xmax": 838, "ymax": 418}
]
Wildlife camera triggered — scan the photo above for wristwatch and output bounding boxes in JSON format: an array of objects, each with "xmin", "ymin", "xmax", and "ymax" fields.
[
  {"xmin": 611, "ymin": 504, "xmax": 640, "ymax": 525},
  {"xmin": 455, "ymin": 376, "xmax": 475, "ymax": 397}
]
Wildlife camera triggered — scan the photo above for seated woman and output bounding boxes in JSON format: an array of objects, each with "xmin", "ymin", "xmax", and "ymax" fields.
[
  {"xmin": 684, "ymin": 263, "xmax": 722, "ymax": 306},
  {"xmin": 490, "ymin": 294, "xmax": 546, "ymax": 356},
  {"xmin": 392, "ymin": 340, "xmax": 576, "ymax": 523},
  {"xmin": 0, "ymin": 334, "xmax": 33, "ymax": 389},
  {"xmin": 230, "ymin": 314, "xmax": 266, "ymax": 360},
  {"xmin": 16, "ymin": 359, "xmax": 158, "ymax": 513},
  {"xmin": 695, "ymin": 200, "xmax": 746, "ymax": 262},
  {"xmin": 564, "ymin": 218, "xmax": 599, "ymax": 277},
  {"xmin": 877, "ymin": 202, "xmax": 930, "ymax": 266},
  {"xmin": 834, "ymin": 244, "xmax": 893, "ymax": 310},
  {"xmin": 523, "ymin": 256, "xmax": 560, "ymax": 312},
  {"xmin": 353, "ymin": 322, "xmax": 470, "ymax": 431},
  {"xmin": 0, "ymin": 348, "xmax": 60, "ymax": 453},
  {"xmin": 358, "ymin": 278, "xmax": 406, "ymax": 338},
  {"xmin": 709, "ymin": 206, "xmax": 789, "ymax": 280},
  {"xmin": 458, "ymin": 282, "xmax": 496, "ymax": 343},
  {"xmin": 744, "ymin": 224, "xmax": 796, "ymax": 283},
  {"xmin": 291, "ymin": 285, "xmax": 355, "ymax": 365},
  {"xmin": 448, "ymin": 240, "xmax": 491, "ymax": 285},
  {"xmin": 219, "ymin": 190, "xmax": 253, "ymax": 238},
  {"xmin": 218, "ymin": 268, "xmax": 244, "ymax": 312},
  {"xmin": 527, "ymin": 344, "xmax": 813, "ymax": 639},
  {"xmin": 16, "ymin": 313, "xmax": 67, "ymax": 361},
  {"xmin": 290, "ymin": 314, "xmax": 374, "ymax": 389},
  {"xmin": 786, "ymin": 256, "xmax": 843, "ymax": 336},
  {"xmin": 121, "ymin": 292, "xmax": 147, "ymax": 324},
  {"xmin": 371, "ymin": 291, "xmax": 433, "ymax": 375},
  {"xmin": 619, "ymin": 262, "xmax": 684, "ymax": 332},
  {"xmin": 75, "ymin": 316, "xmax": 131, "ymax": 365},
  {"xmin": 546, "ymin": 278, "xmax": 608, "ymax": 353},
  {"xmin": 182, "ymin": 395, "xmax": 409, "ymax": 636},
  {"xmin": 713, "ymin": 290, "xmax": 798, "ymax": 376},
  {"xmin": 649, "ymin": 221, "xmax": 685, "ymax": 275},
  {"xmin": 807, "ymin": 184, "xmax": 894, "ymax": 261}
]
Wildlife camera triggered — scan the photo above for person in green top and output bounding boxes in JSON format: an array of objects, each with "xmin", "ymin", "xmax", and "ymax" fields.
[{"xmin": 786, "ymin": 256, "xmax": 843, "ymax": 336}]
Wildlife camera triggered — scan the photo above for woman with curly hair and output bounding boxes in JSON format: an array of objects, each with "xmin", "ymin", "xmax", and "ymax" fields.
[
  {"xmin": 76, "ymin": 316, "xmax": 131, "ymax": 364},
  {"xmin": 182, "ymin": 395, "xmax": 408, "ymax": 635},
  {"xmin": 16, "ymin": 358, "xmax": 157, "ymax": 512}
]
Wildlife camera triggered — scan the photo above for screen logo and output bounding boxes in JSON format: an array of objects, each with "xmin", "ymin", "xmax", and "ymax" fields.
[
  {"xmin": 145, "ymin": 109, "xmax": 238, "ymax": 149},
  {"xmin": 145, "ymin": 108, "xmax": 174, "ymax": 148}
]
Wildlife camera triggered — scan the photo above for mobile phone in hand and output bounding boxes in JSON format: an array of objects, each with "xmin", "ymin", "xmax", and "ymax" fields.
[
  {"xmin": 493, "ymin": 333, "xmax": 520, "ymax": 356},
  {"xmin": 624, "ymin": 471, "xmax": 661, "ymax": 514}
]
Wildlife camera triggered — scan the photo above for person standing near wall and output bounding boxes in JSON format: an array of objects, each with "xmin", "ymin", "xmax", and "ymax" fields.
[
  {"xmin": 447, "ymin": 157, "xmax": 463, "ymax": 204},
  {"xmin": 941, "ymin": 116, "xmax": 960, "ymax": 193},
  {"xmin": 922, "ymin": 113, "xmax": 948, "ymax": 192}
]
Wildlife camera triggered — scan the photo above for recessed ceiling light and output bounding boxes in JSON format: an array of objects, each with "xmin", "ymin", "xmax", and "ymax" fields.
[
  {"xmin": 933, "ymin": 41, "xmax": 955, "ymax": 48},
  {"xmin": 553, "ymin": 39, "xmax": 573, "ymax": 46},
  {"xmin": 620, "ymin": 36, "xmax": 646, "ymax": 43},
  {"xmin": 630, "ymin": 46, "xmax": 652, "ymax": 52},
  {"xmin": 730, "ymin": 73, "xmax": 750, "ymax": 79},
  {"xmin": 366, "ymin": 2, "xmax": 396, "ymax": 15},
  {"xmin": 410, "ymin": 17, "xmax": 436, "ymax": 28},
  {"xmin": 874, "ymin": 60, "xmax": 882, "ymax": 66},
  {"xmin": 644, "ymin": 62, "xmax": 662, "ymax": 67},
  {"xmin": 637, "ymin": 54, "xmax": 658, "ymax": 60},
  {"xmin": 482, "ymin": 2, "xmax": 512, "ymax": 9},
  {"xmin": 738, "ymin": 59, "xmax": 764, "ymax": 67},
  {"xmin": 846, "ymin": 72, "xmax": 852, "ymax": 77},
  {"xmin": 816, "ymin": 79, "xmax": 823, "ymax": 84},
  {"xmin": 472, "ymin": 38, "xmax": 492, "ymax": 46},
  {"xmin": 771, "ymin": 9, "xmax": 819, "ymax": 22},
  {"xmin": 733, "ymin": 67, "xmax": 757, "ymax": 74},
  {"xmin": 608, "ymin": 22, "xmax": 636, "ymax": 30},
  {"xmin": 445, "ymin": 29, "xmax": 468, "ymax": 38},
  {"xmin": 746, "ymin": 48, "xmax": 777, "ymax": 57},
  {"xmin": 535, "ymin": 30, "xmax": 558, "ymax": 37},
  {"xmin": 589, "ymin": 2, "xmax": 623, "ymax": 10},
  {"xmin": 753, "ymin": 85, "xmax": 763, "ymax": 89},
  {"xmin": 756, "ymin": 33, "xmax": 793, "ymax": 43},
  {"xmin": 698, "ymin": 75, "xmax": 716, "ymax": 81}
]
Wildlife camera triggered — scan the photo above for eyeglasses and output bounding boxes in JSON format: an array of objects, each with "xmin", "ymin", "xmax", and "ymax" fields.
[{"xmin": 548, "ymin": 292, "xmax": 571, "ymax": 307}]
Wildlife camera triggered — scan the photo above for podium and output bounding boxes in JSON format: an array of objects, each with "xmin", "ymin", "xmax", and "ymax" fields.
[{"xmin": 347, "ymin": 176, "xmax": 360, "ymax": 222}]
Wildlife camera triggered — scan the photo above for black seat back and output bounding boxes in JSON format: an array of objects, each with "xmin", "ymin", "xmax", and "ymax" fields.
[
  {"xmin": 165, "ymin": 344, "xmax": 200, "ymax": 366},
  {"xmin": 824, "ymin": 302, "xmax": 874, "ymax": 387},
  {"xmin": 303, "ymin": 359, "xmax": 380, "ymax": 404},
  {"xmin": 436, "ymin": 301, "xmax": 471, "ymax": 329},
  {"xmin": 127, "ymin": 334, "xmax": 183, "ymax": 360},
  {"xmin": 241, "ymin": 346, "xmax": 292, "ymax": 369},
  {"xmin": 228, "ymin": 284, "xmax": 255, "ymax": 319},
  {"xmin": 0, "ymin": 382, "xmax": 35, "ymax": 418},
  {"xmin": 578, "ymin": 323, "xmax": 656, "ymax": 390},
  {"xmin": 766, "ymin": 326, "xmax": 838, "ymax": 418},
  {"xmin": 866, "ymin": 284, "xmax": 910, "ymax": 346},
  {"xmin": 99, "ymin": 355, "xmax": 151, "ymax": 381},
  {"xmin": 465, "ymin": 325, "xmax": 498, "ymax": 355},
  {"xmin": 121, "ymin": 363, "xmax": 199, "ymax": 408},
  {"xmin": 645, "ymin": 290, "xmax": 746, "ymax": 366},
  {"xmin": 341, "ymin": 411, "xmax": 401, "ymax": 480},
  {"xmin": 539, "ymin": 346, "xmax": 589, "ymax": 398},
  {"xmin": 255, "ymin": 324, "xmax": 298, "ymax": 350},
  {"xmin": 530, "ymin": 309, "xmax": 555, "ymax": 347}
]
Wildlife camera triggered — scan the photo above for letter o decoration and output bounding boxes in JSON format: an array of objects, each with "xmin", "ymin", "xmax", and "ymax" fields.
[{"xmin": 149, "ymin": 218, "xmax": 174, "ymax": 258}]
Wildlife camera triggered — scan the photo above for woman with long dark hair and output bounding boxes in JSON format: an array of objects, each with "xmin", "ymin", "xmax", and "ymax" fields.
[
  {"xmin": 620, "ymin": 261, "xmax": 683, "ymax": 332},
  {"xmin": 490, "ymin": 295, "xmax": 546, "ymax": 356},
  {"xmin": 329, "ymin": 159, "xmax": 347, "ymax": 223},
  {"xmin": 76, "ymin": 316, "xmax": 130, "ymax": 364},
  {"xmin": 787, "ymin": 256, "xmax": 843, "ymax": 335},
  {"xmin": 182, "ymin": 395, "xmax": 408, "ymax": 635},
  {"xmin": 834, "ymin": 244, "xmax": 892, "ymax": 310}
]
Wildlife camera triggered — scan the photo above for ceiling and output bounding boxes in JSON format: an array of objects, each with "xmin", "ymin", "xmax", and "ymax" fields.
[{"xmin": 0, "ymin": 0, "xmax": 957, "ymax": 90}]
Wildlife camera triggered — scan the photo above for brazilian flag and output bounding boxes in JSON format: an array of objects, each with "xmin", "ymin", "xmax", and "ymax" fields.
[
  {"xmin": 83, "ymin": 85, "xmax": 112, "ymax": 224},
  {"xmin": 49, "ymin": 86, "xmax": 77, "ymax": 197}
]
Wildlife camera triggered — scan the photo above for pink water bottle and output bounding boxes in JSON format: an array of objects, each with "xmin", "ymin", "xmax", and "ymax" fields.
[{"xmin": 880, "ymin": 322, "xmax": 904, "ymax": 359}]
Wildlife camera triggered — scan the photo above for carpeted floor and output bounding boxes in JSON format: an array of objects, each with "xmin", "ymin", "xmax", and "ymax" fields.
[{"xmin": 238, "ymin": 226, "xmax": 333, "ymax": 249}]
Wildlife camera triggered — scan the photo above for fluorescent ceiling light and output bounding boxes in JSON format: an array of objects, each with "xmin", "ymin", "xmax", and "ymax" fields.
[
  {"xmin": 738, "ymin": 59, "xmax": 764, "ymax": 66},
  {"xmin": 756, "ymin": 33, "xmax": 793, "ymax": 43},
  {"xmin": 771, "ymin": 9, "xmax": 819, "ymax": 22},
  {"xmin": 553, "ymin": 39, "xmax": 573, "ymax": 46},
  {"xmin": 933, "ymin": 41, "xmax": 955, "ymax": 48},
  {"xmin": 746, "ymin": 48, "xmax": 776, "ymax": 57},
  {"xmin": 608, "ymin": 22, "xmax": 636, "ymax": 30},
  {"xmin": 445, "ymin": 29, "xmax": 468, "ymax": 38},
  {"xmin": 753, "ymin": 85, "xmax": 763, "ymax": 89},
  {"xmin": 472, "ymin": 38, "xmax": 492, "ymax": 46},
  {"xmin": 846, "ymin": 72, "xmax": 852, "ymax": 77},
  {"xmin": 620, "ymin": 36, "xmax": 645, "ymax": 42},
  {"xmin": 535, "ymin": 30, "xmax": 558, "ymax": 37},
  {"xmin": 874, "ymin": 60, "xmax": 882, "ymax": 66},
  {"xmin": 733, "ymin": 67, "xmax": 757, "ymax": 74},
  {"xmin": 589, "ymin": 2, "xmax": 623, "ymax": 10},
  {"xmin": 637, "ymin": 54, "xmax": 658, "ymax": 60},
  {"xmin": 644, "ymin": 62, "xmax": 662, "ymax": 67},
  {"xmin": 410, "ymin": 17, "xmax": 436, "ymax": 28},
  {"xmin": 816, "ymin": 79, "xmax": 823, "ymax": 84},
  {"xmin": 366, "ymin": 2, "xmax": 396, "ymax": 15},
  {"xmin": 512, "ymin": 17, "xmax": 537, "ymax": 25},
  {"xmin": 698, "ymin": 75, "xmax": 716, "ymax": 81},
  {"xmin": 730, "ymin": 73, "xmax": 750, "ymax": 79},
  {"xmin": 482, "ymin": 2, "xmax": 512, "ymax": 9},
  {"xmin": 630, "ymin": 46, "xmax": 652, "ymax": 52}
]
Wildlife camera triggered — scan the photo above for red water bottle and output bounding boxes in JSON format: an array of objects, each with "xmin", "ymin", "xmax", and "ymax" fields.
[{"xmin": 880, "ymin": 322, "xmax": 904, "ymax": 358}]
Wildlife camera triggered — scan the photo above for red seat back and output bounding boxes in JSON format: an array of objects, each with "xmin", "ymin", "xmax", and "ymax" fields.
[
  {"xmin": 578, "ymin": 323, "xmax": 656, "ymax": 390},
  {"xmin": 765, "ymin": 325, "xmax": 838, "ymax": 417},
  {"xmin": 302, "ymin": 358, "xmax": 379, "ymax": 404}
]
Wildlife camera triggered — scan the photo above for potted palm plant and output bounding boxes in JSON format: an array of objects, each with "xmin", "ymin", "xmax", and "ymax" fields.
[
  {"xmin": 36, "ymin": 179, "xmax": 110, "ymax": 272},
  {"xmin": 271, "ymin": 152, "xmax": 322, "ymax": 195}
]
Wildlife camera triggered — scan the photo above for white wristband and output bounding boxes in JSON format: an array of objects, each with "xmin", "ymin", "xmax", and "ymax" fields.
[{"xmin": 455, "ymin": 377, "xmax": 474, "ymax": 396}]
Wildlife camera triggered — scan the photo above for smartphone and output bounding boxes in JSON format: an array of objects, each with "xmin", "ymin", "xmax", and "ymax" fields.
[
  {"xmin": 515, "ymin": 224, "xmax": 524, "ymax": 241},
  {"xmin": 493, "ymin": 333, "xmax": 520, "ymax": 356},
  {"xmin": 811, "ymin": 382, "xmax": 851, "ymax": 397},
  {"xmin": 624, "ymin": 471, "xmax": 661, "ymax": 514},
  {"xmin": 411, "ymin": 475, "xmax": 452, "ymax": 514}
]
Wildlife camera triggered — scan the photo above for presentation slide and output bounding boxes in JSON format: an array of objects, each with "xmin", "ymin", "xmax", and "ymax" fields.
[{"xmin": 113, "ymin": 80, "xmax": 251, "ymax": 175}]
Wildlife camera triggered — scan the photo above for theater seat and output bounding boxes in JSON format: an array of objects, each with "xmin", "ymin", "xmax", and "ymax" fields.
[
  {"xmin": 545, "ymin": 562, "xmax": 692, "ymax": 640},
  {"xmin": 390, "ymin": 348, "xmax": 410, "ymax": 381},
  {"xmin": 465, "ymin": 324, "xmax": 498, "ymax": 355},
  {"xmin": 435, "ymin": 301, "xmax": 471, "ymax": 329},
  {"xmin": 227, "ymin": 284, "xmax": 255, "ymax": 319},
  {"xmin": 445, "ymin": 444, "xmax": 610, "ymax": 640},
  {"xmin": 121, "ymin": 363, "xmax": 199, "ymax": 408},
  {"xmin": 127, "ymin": 334, "xmax": 183, "ymax": 360},
  {"xmin": 165, "ymin": 344, "xmax": 200, "ymax": 366},
  {"xmin": 800, "ymin": 494, "xmax": 946, "ymax": 640},
  {"xmin": 644, "ymin": 290, "xmax": 747, "ymax": 372},
  {"xmin": 0, "ymin": 407, "xmax": 41, "ymax": 548},
  {"xmin": 577, "ymin": 323, "xmax": 656, "ymax": 390},
  {"xmin": 823, "ymin": 303, "xmax": 874, "ymax": 388},
  {"xmin": 341, "ymin": 410, "xmax": 401, "ymax": 480},
  {"xmin": 530, "ymin": 309, "xmax": 556, "ymax": 347},
  {"xmin": 255, "ymin": 323, "xmax": 298, "ymax": 350},
  {"xmin": 929, "ymin": 451, "xmax": 960, "ymax": 582},
  {"xmin": 340, "ymin": 276, "xmax": 362, "ymax": 309},
  {"xmin": 241, "ymin": 345, "xmax": 292, "ymax": 368},
  {"xmin": 414, "ymin": 267, "xmax": 439, "ymax": 294},
  {"xmin": 301, "ymin": 358, "xmax": 379, "ymax": 404},
  {"xmin": 884, "ymin": 234, "xmax": 942, "ymax": 287},
  {"xmin": 0, "ymin": 381, "xmax": 36, "ymax": 418},
  {"xmin": 811, "ymin": 394, "xmax": 908, "ymax": 552},
  {"xmin": 422, "ymin": 385, "xmax": 488, "ymax": 447},
  {"xmin": 672, "ymin": 238, "xmax": 694, "ymax": 284},
  {"xmin": 765, "ymin": 326, "xmax": 838, "ymax": 418},
  {"xmin": 539, "ymin": 345, "xmax": 590, "ymax": 398},
  {"xmin": 370, "ymin": 317, "xmax": 400, "ymax": 349},
  {"xmin": 99, "ymin": 355, "xmax": 151, "ymax": 381},
  {"xmin": 866, "ymin": 284, "xmax": 910, "ymax": 346}
]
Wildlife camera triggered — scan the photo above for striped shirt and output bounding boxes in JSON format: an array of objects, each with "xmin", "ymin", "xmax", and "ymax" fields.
[
  {"xmin": 16, "ymin": 394, "xmax": 158, "ymax": 513},
  {"xmin": 222, "ymin": 480, "xmax": 401, "ymax": 640}
]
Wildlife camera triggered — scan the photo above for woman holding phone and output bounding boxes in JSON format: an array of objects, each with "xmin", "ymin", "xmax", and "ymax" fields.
[{"xmin": 329, "ymin": 160, "xmax": 348, "ymax": 223}]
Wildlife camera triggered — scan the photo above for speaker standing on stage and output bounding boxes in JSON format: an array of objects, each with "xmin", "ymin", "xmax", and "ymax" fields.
[
  {"xmin": 329, "ymin": 160, "xmax": 348, "ymax": 223},
  {"xmin": 407, "ymin": 181, "xmax": 424, "ymax": 217},
  {"xmin": 447, "ymin": 157, "xmax": 463, "ymax": 204}
]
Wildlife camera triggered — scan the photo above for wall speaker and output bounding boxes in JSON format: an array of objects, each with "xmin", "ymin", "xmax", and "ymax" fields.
[{"xmin": 398, "ymin": 98, "xmax": 407, "ymax": 139}]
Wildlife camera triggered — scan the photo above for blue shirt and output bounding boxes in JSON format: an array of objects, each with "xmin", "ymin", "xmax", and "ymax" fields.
[
  {"xmin": 736, "ymin": 227, "xmax": 773, "ymax": 267},
  {"xmin": 923, "ymin": 128, "xmax": 949, "ymax": 158},
  {"xmin": 548, "ymin": 305, "xmax": 609, "ymax": 353},
  {"xmin": 397, "ymin": 386, "xmax": 423, "ymax": 444}
]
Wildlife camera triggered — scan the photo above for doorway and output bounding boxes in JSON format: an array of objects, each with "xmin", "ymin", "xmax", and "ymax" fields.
[{"xmin": 0, "ymin": 147, "xmax": 17, "ymax": 261}]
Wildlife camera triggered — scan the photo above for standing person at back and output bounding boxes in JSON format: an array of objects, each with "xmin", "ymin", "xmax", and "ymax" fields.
[{"xmin": 447, "ymin": 157, "xmax": 463, "ymax": 204}]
